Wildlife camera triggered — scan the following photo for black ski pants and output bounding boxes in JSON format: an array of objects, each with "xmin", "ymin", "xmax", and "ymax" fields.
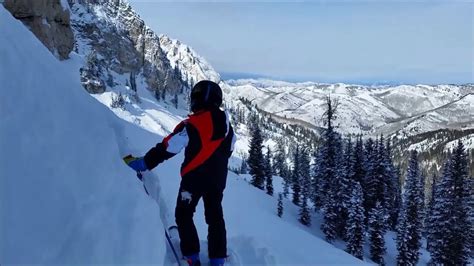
[{"xmin": 175, "ymin": 187, "xmax": 227, "ymax": 259}]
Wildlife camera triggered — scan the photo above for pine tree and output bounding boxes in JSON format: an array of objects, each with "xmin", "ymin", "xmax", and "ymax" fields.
[
  {"xmin": 299, "ymin": 149, "xmax": 311, "ymax": 226},
  {"xmin": 363, "ymin": 137, "xmax": 376, "ymax": 220},
  {"xmin": 430, "ymin": 142, "xmax": 472, "ymax": 265},
  {"xmin": 425, "ymin": 175, "xmax": 439, "ymax": 253},
  {"xmin": 247, "ymin": 125, "xmax": 265, "ymax": 190},
  {"xmin": 282, "ymin": 165, "xmax": 290, "ymax": 199},
  {"xmin": 239, "ymin": 156, "xmax": 248, "ymax": 174},
  {"xmin": 299, "ymin": 196, "xmax": 311, "ymax": 226},
  {"xmin": 346, "ymin": 181, "xmax": 365, "ymax": 260},
  {"xmin": 351, "ymin": 136, "xmax": 366, "ymax": 186},
  {"xmin": 396, "ymin": 212, "xmax": 409, "ymax": 265},
  {"xmin": 347, "ymin": 135, "xmax": 369, "ymax": 228},
  {"xmin": 317, "ymin": 96, "xmax": 344, "ymax": 242},
  {"xmin": 339, "ymin": 138, "xmax": 355, "ymax": 240},
  {"xmin": 273, "ymin": 138, "xmax": 287, "ymax": 177},
  {"xmin": 277, "ymin": 193, "xmax": 284, "ymax": 217},
  {"xmin": 291, "ymin": 146, "xmax": 302, "ymax": 206},
  {"xmin": 264, "ymin": 147, "xmax": 274, "ymax": 196},
  {"xmin": 369, "ymin": 201, "xmax": 386, "ymax": 265},
  {"xmin": 172, "ymin": 93, "xmax": 178, "ymax": 109},
  {"xmin": 312, "ymin": 145, "xmax": 325, "ymax": 209},
  {"xmin": 389, "ymin": 166, "xmax": 402, "ymax": 231},
  {"xmin": 382, "ymin": 137, "xmax": 400, "ymax": 230},
  {"xmin": 300, "ymin": 148, "xmax": 312, "ymax": 201},
  {"xmin": 365, "ymin": 136, "xmax": 386, "ymax": 220},
  {"xmin": 396, "ymin": 150, "xmax": 423, "ymax": 266}
]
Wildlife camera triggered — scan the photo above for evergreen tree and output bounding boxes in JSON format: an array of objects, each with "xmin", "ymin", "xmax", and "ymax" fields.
[
  {"xmin": 111, "ymin": 92, "xmax": 125, "ymax": 109},
  {"xmin": 351, "ymin": 136, "xmax": 366, "ymax": 186},
  {"xmin": 282, "ymin": 165, "xmax": 290, "ymax": 199},
  {"xmin": 264, "ymin": 147, "xmax": 274, "ymax": 196},
  {"xmin": 291, "ymin": 146, "xmax": 302, "ymax": 206},
  {"xmin": 273, "ymin": 138, "xmax": 287, "ymax": 177},
  {"xmin": 389, "ymin": 166, "xmax": 402, "ymax": 231},
  {"xmin": 430, "ymin": 142, "xmax": 472, "ymax": 265},
  {"xmin": 312, "ymin": 145, "xmax": 324, "ymax": 209},
  {"xmin": 396, "ymin": 150, "xmax": 423, "ymax": 266},
  {"xmin": 247, "ymin": 125, "xmax": 265, "ymax": 190},
  {"xmin": 299, "ymin": 196, "xmax": 311, "ymax": 226},
  {"xmin": 277, "ymin": 193, "xmax": 284, "ymax": 218},
  {"xmin": 299, "ymin": 149, "xmax": 311, "ymax": 226},
  {"xmin": 363, "ymin": 137, "xmax": 377, "ymax": 220},
  {"xmin": 346, "ymin": 181, "xmax": 365, "ymax": 260},
  {"xmin": 365, "ymin": 136, "xmax": 386, "ymax": 220},
  {"xmin": 369, "ymin": 201, "xmax": 386, "ymax": 265},
  {"xmin": 239, "ymin": 156, "xmax": 248, "ymax": 174},
  {"xmin": 396, "ymin": 211, "xmax": 409, "ymax": 266},
  {"xmin": 172, "ymin": 93, "xmax": 178, "ymax": 109},
  {"xmin": 300, "ymin": 148, "xmax": 312, "ymax": 201},
  {"xmin": 338, "ymin": 138, "xmax": 354, "ymax": 240},
  {"xmin": 316, "ymin": 96, "xmax": 344, "ymax": 242},
  {"xmin": 322, "ymin": 189, "xmax": 339, "ymax": 242},
  {"xmin": 425, "ymin": 175, "xmax": 439, "ymax": 253},
  {"xmin": 382, "ymin": 137, "xmax": 400, "ymax": 230}
]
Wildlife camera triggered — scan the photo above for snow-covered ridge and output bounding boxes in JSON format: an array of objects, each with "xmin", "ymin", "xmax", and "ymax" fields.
[
  {"xmin": 159, "ymin": 34, "xmax": 222, "ymax": 86},
  {"xmin": 225, "ymin": 79, "xmax": 474, "ymax": 137},
  {"xmin": 223, "ymin": 78, "xmax": 473, "ymax": 176}
]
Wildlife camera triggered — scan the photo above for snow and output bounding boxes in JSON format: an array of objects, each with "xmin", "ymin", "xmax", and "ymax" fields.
[
  {"xmin": 60, "ymin": 0, "xmax": 70, "ymax": 11},
  {"xmin": 0, "ymin": 6, "xmax": 364, "ymax": 265},
  {"xmin": 225, "ymin": 79, "xmax": 474, "ymax": 138},
  {"xmin": 0, "ymin": 6, "xmax": 163, "ymax": 264},
  {"xmin": 444, "ymin": 134, "xmax": 474, "ymax": 151}
]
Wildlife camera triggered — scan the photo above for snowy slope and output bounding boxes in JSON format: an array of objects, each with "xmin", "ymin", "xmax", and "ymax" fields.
[
  {"xmin": 225, "ymin": 79, "xmax": 474, "ymax": 137},
  {"xmin": 0, "ymin": 6, "xmax": 364, "ymax": 265},
  {"xmin": 224, "ymin": 79, "xmax": 474, "ymax": 177},
  {"xmin": 0, "ymin": 6, "xmax": 164, "ymax": 264}
]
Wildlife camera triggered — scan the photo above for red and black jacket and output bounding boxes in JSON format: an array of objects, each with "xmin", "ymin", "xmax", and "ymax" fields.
[{"xmin": 144, "ymin": 107, "xmax": 235, "ymax": 192}]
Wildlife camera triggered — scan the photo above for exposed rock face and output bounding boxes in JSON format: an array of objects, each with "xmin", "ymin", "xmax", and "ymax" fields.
[
  {"xmin": 69, "ymin": 0, "xmax": 185, "ymax": 95},
  {"xmin": 3, "ymin": 0, "xmax": 74, "ymax": 60}
]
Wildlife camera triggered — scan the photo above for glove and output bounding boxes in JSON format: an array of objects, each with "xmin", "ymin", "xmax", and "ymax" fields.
[{"xmin": 123, "ymin": 155, "xmax": 148, "ymax": 172}]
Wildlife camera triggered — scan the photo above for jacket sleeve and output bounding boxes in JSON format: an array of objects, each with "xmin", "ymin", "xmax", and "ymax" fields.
[{"xmin": 144, "ymin": 121, "xmax": 189, "ymax": 170}]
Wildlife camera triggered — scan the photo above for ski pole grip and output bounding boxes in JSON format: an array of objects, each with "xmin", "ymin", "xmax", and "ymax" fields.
[{"xmin": 123, "ymin": 154, "xmax": 134, "ymax": 164}]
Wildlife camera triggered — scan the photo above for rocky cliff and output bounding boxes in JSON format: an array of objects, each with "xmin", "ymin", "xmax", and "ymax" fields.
[
  {"xmin": 3, "ymin": 0, "xmax": 74, "ymax": 60},
  {"xmin": 68, "ymin": 0, "xmax": 185, "ymax": 96}
]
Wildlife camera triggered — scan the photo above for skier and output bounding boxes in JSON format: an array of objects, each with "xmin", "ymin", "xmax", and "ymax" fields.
[{"xmin": 126, "ymin": 80, "xmax": 235, "ymax": 266}]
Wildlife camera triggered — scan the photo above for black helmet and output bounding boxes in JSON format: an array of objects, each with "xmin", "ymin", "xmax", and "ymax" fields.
[{"xmin": 190, "ymin": 80, "xmax": 223, "ymax": 112}]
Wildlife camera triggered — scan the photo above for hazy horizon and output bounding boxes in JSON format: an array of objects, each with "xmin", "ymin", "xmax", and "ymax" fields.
[{"xmin": 129, "ymin": 1, "xmax": 473, "ymax": 85}]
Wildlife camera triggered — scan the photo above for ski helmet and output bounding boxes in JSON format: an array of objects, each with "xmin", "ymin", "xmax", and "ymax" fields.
[{"xmin": 190, "ymin": 80, "xmax": 223, "ymax": 112}]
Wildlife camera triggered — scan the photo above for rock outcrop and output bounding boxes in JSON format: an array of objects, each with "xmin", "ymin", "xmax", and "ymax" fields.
[
  {"xmin": 69, "ymin": 0, "xmax": 184, "ymax": 95},
  {"xmin": 3, "ymin": 0, "xmax": 74, "ymax": 60}
]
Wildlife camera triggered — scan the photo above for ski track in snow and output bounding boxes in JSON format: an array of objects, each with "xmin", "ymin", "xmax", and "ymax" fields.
[
  {"xmin": 141, "ymin": 171, "xmax": 273, "ymax": 266},
  {"xmin": 112, "ymin": 122, "xmax": 176, "ymax": 265}
]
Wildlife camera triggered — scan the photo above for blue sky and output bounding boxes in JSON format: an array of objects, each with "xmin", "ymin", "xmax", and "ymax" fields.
[{"xmin": 129, "ymin": 1, "xmax": 473, "ymax": 85}]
